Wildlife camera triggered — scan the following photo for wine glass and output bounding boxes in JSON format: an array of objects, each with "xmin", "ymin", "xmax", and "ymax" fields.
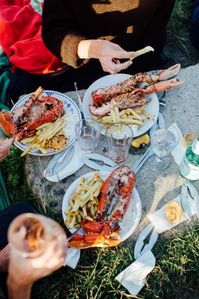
[{"xmin": 149, "ymin": 128, "xmax": 180, "ymax": 171}]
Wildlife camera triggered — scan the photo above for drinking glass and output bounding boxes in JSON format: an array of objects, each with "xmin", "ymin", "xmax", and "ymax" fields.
[
  {"xmin": 75, "ymin": 118, "xmax": 101, "ymax": 153},
  {"xmin": 106, "ymin": 122, "xmax": 133, "ymax": 163},
  {"xmin": 8, "ymin": 213, "xmax": 67, "ymax": 258},
  {"xmin": 149, "ymin": 128, "xmax": 180, "ymax": 171}
]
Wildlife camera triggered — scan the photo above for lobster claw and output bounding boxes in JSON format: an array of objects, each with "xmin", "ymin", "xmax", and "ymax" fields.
[
  {"xmin": 158, "ymin": 63, "xmax": 181, "ymax": 81},
  {"xmin": 0, "ymin": 110, "xmax": 16, "ymax": 136},
  {"xmin": 144, "ymin": 78, "xmax": 184, "ymax": 94}
]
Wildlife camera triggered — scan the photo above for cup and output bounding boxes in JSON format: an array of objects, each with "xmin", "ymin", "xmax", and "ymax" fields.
[
  {"xmin": 8, "ymin": 213, "xmax": 67, "ymax": 258},
  {"xmin": 75, "ymin": 118, "xmax": 101, "ymax": 153},
  {"xmin": 106, "ymin": 122, "xmax": 133, "ymax": 163},
  {"xmin": 149, "ymin": 128, "xmax": 179, "ymax": 171}
]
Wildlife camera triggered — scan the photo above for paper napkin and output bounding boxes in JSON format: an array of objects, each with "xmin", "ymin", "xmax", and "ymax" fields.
[
  {"xmin": 64, "ymin": 247, "xmax": 81, "ymax": 269},
  {"xmin": 43, "ymin": 143, "xmax": 84, "ymax": 182},
  {"xmin": 147, "ymin": 195, "xmax": 188, "ymax": 233},
  {"xmin": 115, "ymin": 250, "xmax": 155, "ymax": 296}
]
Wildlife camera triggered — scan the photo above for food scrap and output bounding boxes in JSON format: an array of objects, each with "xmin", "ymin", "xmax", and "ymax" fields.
[
  {"xmin": 165, "ymin": 200, "xmax": 183, "ymax": 224},
  {"xmin": 131, "ymin": 134, "xmax": 150, "ymax": 148}
]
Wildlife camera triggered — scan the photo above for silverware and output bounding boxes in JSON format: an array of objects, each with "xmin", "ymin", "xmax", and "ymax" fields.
[
  {"xmin": 159, "ymin": 91, "xmax": 166, "ymax": 107},
  {"xmin": 46, "ymin": 145, "xmax": 74, "ymax": 176},
  {"xmin": 132, "ymin": 147, "xmax": 154, "ymax": 174},
  {"xmin": 83, "ymin": 153, "xmax": 117, "ymax": 171},
  {"xmin": 181, "ymin": 184, "xmax": 193, "ymax": 220},
  {"xmin": 132, "ymin": 112, "xmax": 165, "ymax": 174},
  {"xmin": 74, "ymin": 82, "xmax": 86, "ymax": 122}
]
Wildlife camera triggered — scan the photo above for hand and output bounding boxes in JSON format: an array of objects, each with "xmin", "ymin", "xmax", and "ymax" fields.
[
  {"xmin": 0, "ymin": 244, "xmax": 10, "ymax": 272},
  {"xmin": 0, "ymin": 138, "xmax": 13, "ymax": 162},
  {"xmin": 78, "ymin": 39, "xmax": 137, "ymax": 74},
  {"xmin": 8, "ymin": 235, "xmax": 67, "ymax": 287}
]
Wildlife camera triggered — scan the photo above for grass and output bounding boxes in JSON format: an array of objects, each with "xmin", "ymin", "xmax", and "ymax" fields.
[{"xmin": 2, "ymin": 0, "xmax": 199, "ymax": 298}]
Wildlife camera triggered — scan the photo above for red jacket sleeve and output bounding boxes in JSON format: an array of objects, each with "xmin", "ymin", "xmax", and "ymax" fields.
[{"xmin": 0, "ymin": 0, "xmax": 63, "ymax": 74}]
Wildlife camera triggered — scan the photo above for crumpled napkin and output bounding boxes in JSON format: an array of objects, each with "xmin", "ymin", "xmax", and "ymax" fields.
[
  {"xmin": 64, "ymin": 247, "xmax": 81, "ymax": 269},
  {"xmin": 115, "ymin": 250, "xmax": 155, "ymax": 296}
]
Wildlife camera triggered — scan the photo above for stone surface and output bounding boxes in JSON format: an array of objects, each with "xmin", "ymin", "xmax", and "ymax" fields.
[{"xmin": 25, "ymin": 64, "xmax": 199, "ymax": 238}]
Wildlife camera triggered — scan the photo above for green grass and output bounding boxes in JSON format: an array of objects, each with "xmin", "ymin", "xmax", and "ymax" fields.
[
  {"xmin": 166, "ymin": 0, "xmax": 199, "ymax": 67},
  {"xmin": 30, "ymin": 225, "xmax": 199, "ymax": 299},
  {"xmin": 2, "ymin": 1, "xmax": 199, "ymax": 298}
]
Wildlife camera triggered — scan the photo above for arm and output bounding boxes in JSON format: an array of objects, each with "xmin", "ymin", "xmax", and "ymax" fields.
[
  {"xmin": 7, "ymin": 235, "xmax": 66, "ymax": 299},
  {"xmin": 0, "ymin": 245, "xmax": 9, "ymax": 272},
  {"xmin": 42, "ymin": 0, "xmax": 87, "ymax": 68},
  {"xmin": 0, "ymin": 138, "xmax": 13, "ymax": 162},
  {"xmin": 42, "ymin": 0, "xmax": 136, "ymax": 73},
  {"xmin": 7, "ymin": 279, "xmax": 32, "ymax": 299}
]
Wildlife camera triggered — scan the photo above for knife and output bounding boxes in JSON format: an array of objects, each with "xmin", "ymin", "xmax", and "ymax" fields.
[
  {"xmin": 83, "ymin": 153, "xmax": 117, "ymax": 171},
  {"xmin": 185, "ymin": 181, "xmax": 199, "ymax": 218},
  {"xmin": 132, "ymin": 112, "xmax": 165, "ymax": 174},
  {"xmin": 180, "ymin": 184, "xmax": 194, "ymax": 220}
]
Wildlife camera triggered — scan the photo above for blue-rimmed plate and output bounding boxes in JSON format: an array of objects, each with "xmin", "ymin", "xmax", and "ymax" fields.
[{"xmin": 12, "ymin": 90, "xmax": 81, "ymax": 156}]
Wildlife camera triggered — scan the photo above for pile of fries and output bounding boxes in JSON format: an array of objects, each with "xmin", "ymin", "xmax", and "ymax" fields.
[
  {"xmin": 21, "ymin": 115, "xmax": 67, "ymax": 156},
  {"xmin": 93, "ymin": 106, "xmax": 153, "ymax": 128},
  {"xmin": 64, "ymin": 172, "xmax": 104, "ymax": 229}
]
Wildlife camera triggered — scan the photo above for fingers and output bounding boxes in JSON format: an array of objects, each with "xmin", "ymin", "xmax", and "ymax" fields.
[
  {"xmin": 100, "ymin": 58, "xmax": 132, "ymax": 74},
  {"xmin": 0, "ymin": 138, "xmax": 13, "ymax": 161},
  {"xmin": 110, "ymin": 50, "xmax": 136, "ymax": 60}
]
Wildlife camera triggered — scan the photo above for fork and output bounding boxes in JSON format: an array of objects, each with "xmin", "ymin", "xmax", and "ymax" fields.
[
  {"xmin": 88, "ymin": 157, "xmax": 114, "ymax": 167},
  {"xmin": 132, "ymin": 113, "xmax": 165, "ymax": 173}
]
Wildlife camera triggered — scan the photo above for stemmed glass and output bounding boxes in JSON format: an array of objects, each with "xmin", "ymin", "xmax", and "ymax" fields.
[{"xmin": 149, "ymin": 128, "xmax": 180, "ymax": 171}]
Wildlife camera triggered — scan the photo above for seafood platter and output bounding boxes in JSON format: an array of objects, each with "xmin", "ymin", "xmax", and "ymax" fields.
[
  {"xmin": 83, "ymin": 64, "xmax": 183, "ymax": 137},
  {"xmin": 62, "ymin": 166, "xmax": 142, "ymax": 249},
  {"xmin": 0, "ymin": 87, "xmax": 81, "ymax": 156}
]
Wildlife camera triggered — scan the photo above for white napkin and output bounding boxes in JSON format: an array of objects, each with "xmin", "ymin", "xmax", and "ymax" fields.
[
  {"xmin": 115, "ymin": 250, "xmax": 155, "ymax": 296},
  {"xmin": 147, "ymin": 195, "xmax": 188, "ymax": 233},
  {"xmin": 64, "ymin": 247, "xmax": 81, "ymax": 269},
  {"xmin": 43, "ymin": 143, "xmax": 84, "ymax": 182},
  {"xmin": 168, "ymin": 123, "xmax": 185, "ymax": 166}
]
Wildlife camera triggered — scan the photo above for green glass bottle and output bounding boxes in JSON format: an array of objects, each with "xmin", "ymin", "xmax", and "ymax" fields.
[{"xmin": 179, "ymin": 138, "xmax": 199, "ymax": 180}]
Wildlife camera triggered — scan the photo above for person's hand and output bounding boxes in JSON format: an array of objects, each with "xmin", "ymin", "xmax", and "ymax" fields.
[
  {"xmin": 0, "ymin": 244, "xmax": 10, "ymax": 272},
  {"xmin": 7, "ymin": 235, "xmax": 67, "ymax": 288},
  {"xmin": 0, "ymin": 138, "xmax": 13, "ymax": 162},
  {"xmin": 78, "ymin": 39, "xmax": 137, "ymax": 74}
]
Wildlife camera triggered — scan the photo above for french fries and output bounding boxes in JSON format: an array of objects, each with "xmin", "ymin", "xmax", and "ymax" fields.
[
  {"xmin": 21, "ymin": 115, "xmax": 67, "ymax": 156},
  {"xmin": 93, "ymin": 106, "xmax": 153, "ymax": 129},
  {"xmin": 64, "ymin": 172, "xmax": 104, "ymax": 229}
]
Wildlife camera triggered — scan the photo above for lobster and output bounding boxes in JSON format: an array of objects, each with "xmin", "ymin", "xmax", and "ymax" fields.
[
  {"xmin": 68, "ymin": 166, "xmax": 136, "ymax": 248},
  {"xmin": 0, "ymin": 87, "xmax": 64, "ymax": 141},
  {"xmin": 90, "ymin": 64, "xmax": 183, "ymax": 116}
]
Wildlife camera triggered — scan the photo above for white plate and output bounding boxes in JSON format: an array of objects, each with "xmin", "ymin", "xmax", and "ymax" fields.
[
  {"xmin": 83, "ymin": 74, "xmax": 159, "ymax": 137},
  {"xmin": 12, "ymin": 90, "xmax": 81, "ymax": 156},
  {"xmin": 62, "ymin": 171, "xmax": 142, "ymax": 246}
]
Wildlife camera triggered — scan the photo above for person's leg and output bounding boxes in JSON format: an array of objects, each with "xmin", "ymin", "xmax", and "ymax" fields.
[
  {"xmin": 8, "ymin": 67, "xmax": 75, "ymax": 105},
  {"xmin": 0, "ymin": 202, "xmax": 35, "ymax": 250}
]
